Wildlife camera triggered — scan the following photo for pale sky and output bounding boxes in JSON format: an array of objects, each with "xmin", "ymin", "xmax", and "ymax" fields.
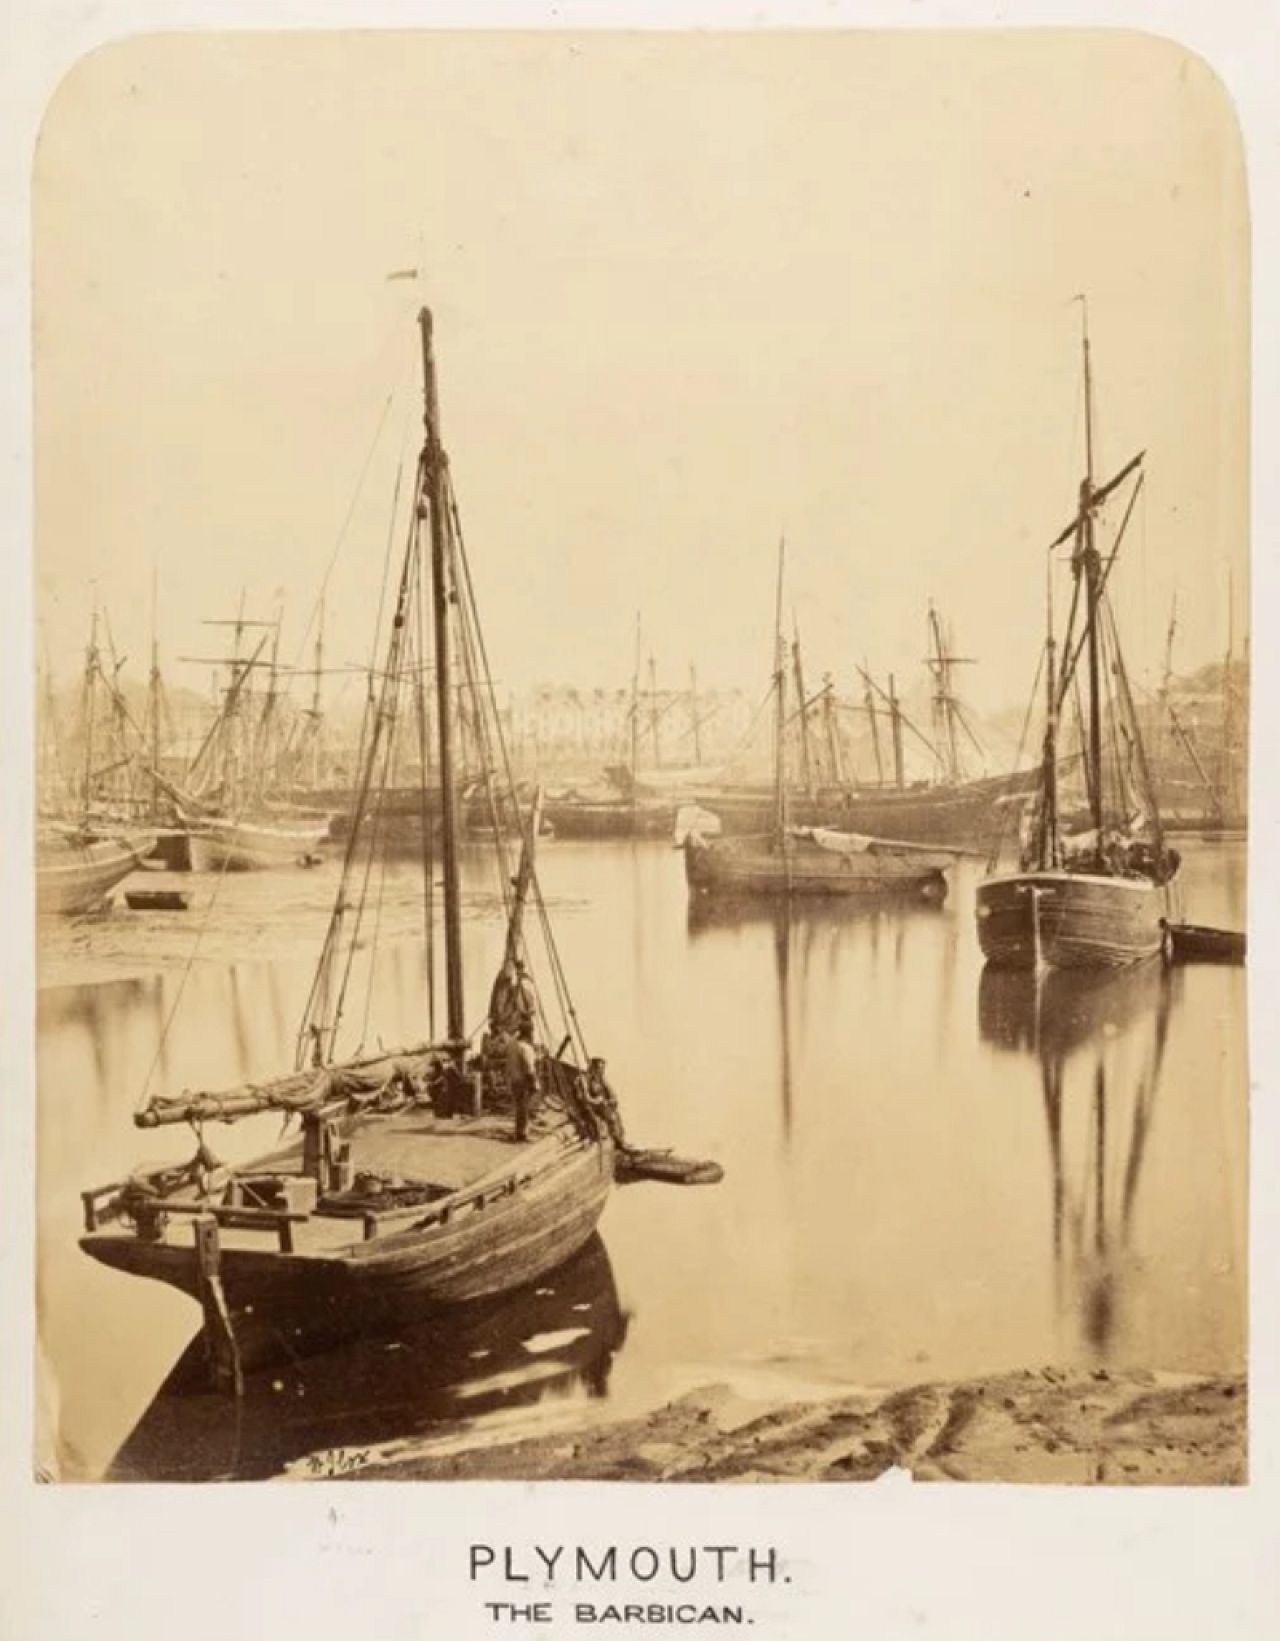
[{"xmin": 34, "ymin": 30, "xmax": 1248, "ymax": 720}]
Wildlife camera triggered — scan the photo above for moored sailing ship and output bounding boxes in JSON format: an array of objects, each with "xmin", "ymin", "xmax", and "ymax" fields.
[
  {"xmin": 174, "ymin": 606, "xmax": 329, "ymax": 871},
  {"xmin": 36, "ymin": 613, "xmax": 156, "ymax": 912},
  {"xmin": 79, "ymin": 309, "xmax": 649, "ymax": 1386},
  {"xmin": 37, "ymin": 828, "xmax": 157, "ymax": 916},
  {"xmin": 691, "ymin": 607, "xmax": 1036, "ymax": 846},
  {"xmin": 684, "ymin": 544, "xmax": 960, "ymax": 901},
  {"xmin": 975, "ymin": 306, "xmax": 1180, "ymax": 970}
]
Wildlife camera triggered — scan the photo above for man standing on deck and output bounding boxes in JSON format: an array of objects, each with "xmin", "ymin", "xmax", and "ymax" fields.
[{"xmin": 506, "ymin": 1021, "xmax": 540, "ymax": 1143}]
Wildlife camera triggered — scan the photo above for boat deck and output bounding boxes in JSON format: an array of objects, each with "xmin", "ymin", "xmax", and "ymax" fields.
[
  {"xmin": 342, "ymin": 1110, "xmax": 556, "ymax": 1191},
  {"xmin": 106, "ymin": 1109, "xmax": 574, "ymax": 1259}
]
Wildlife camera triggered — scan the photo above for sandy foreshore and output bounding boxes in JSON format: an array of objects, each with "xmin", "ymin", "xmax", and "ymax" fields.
[{"xmin": 336, "ymin": 1367, "xmax": 1245, "ymax": 1486}]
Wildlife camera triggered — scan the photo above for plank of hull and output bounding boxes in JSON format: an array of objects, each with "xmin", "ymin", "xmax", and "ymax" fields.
[
  {"xmin": 685, "ymin": 835, "xmax": 950, "ymax": 899},
  {"xmin": 189, "ymin": 819, "xmax": 328, "ymax": 872},
  {"xmin": 82, "ymin": 1139, "xmax": 613, "ymax": 1366},
  {"xmin": 36, "ymin": 833, "xmax": 156, "ymax": 915},
  {"xmin": 976, "ymin": 871, "xmax": 1169, "ymax": 969}
]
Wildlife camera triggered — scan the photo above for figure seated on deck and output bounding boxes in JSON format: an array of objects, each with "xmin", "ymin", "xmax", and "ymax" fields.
[
  {"xmin": 1057, "ymin": 829, "xmax": 1180, "ymax": 884},
  {"xmin": 584, "ymin": 1057, "xmax": 627, "ymax": 1148}
]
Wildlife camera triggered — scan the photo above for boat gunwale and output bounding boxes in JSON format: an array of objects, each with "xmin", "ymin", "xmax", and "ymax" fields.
[
  {"xmin": 81, "ymin": 1126, "xmax": 611, "ymax": 1271},
  {"xmin": 978, "ymin": 869, "xmax": 1168, "ymax": 896}
]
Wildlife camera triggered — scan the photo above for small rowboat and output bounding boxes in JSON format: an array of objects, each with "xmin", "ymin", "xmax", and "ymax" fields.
[
  {"xmin": 1166, "ymin": 922, "xmax": 1246, "ymax": 964},
  {"xmin": 124, "ymin": 888, "xmax": 192, "ymax": 912},
  {"xmin": 616, "ymin": 1148, "xmax": 725, "ymax": 1186}
]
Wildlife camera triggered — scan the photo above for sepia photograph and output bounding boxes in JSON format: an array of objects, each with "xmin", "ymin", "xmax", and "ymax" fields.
[{"xmin": 29, "ymin": 26, "xmax": 1249, "ymax": 1497}]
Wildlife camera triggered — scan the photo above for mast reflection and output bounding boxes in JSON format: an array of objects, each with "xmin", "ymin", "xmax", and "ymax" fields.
[
  {"xmin": 978, "ymin": 960, "xmax": 1176, "ymax": 1360},
  {"xmin": 38, "ymin": 976, "xmax": 154, "ymax": 1103},
  {"xmin": 107, "ymin": 1234, "xmax": 628, "ymax": 1482},
  {"xmin": 774, "ymin": 910, "xmax": 794, "ymax": 1143},
  {"xmin": 687, "ymin": 895, "xmax": 947, "ymax": 1147},
  {"xmin": 685, "ymin": 893, "xmax": 946, "ymax": 942}
]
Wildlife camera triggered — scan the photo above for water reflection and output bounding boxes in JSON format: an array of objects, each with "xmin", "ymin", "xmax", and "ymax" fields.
[
  {"xmin": 38, "ymin": 844, "xmax": 1246, "ymax": 1475},
  {"xmin": 685, "ymin": 892, "xmax": 947, "ymax": 944},
  {"xmin": 686, "ymin": 896, "xmax": 950, "ymax": 1146},
  {"xmin": 109, "ymin": 1235, "xmax": 627, "ymax": 1482},
  {"xmin": 978, "ymin": 961, "xmax": 1177, "ymax": 1362}
]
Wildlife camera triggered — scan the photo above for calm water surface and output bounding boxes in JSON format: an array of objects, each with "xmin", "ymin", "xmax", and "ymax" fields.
[{"xmin": 37, "ymin": 840, "xmax": 1247, "ymax": 1480}]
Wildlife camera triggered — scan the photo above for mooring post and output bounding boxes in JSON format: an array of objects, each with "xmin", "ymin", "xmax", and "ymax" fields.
[{"xmin": 194, "ymin": 1214, "xmax": 244, "ymax": 1396}]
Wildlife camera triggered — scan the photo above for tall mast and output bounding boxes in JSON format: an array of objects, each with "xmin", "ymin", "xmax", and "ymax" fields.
[
  {"xmin": 792, "ymin": 621, "xmax": 814, "ymax": 796},
  {"xmin": 1039, "ymin": 556, "xmax": 1059, "ymax": 868},
  {"xmin": 628, "ymin": 613, "xmax": 641, "ymax": 810},
  {"xmin": 820, "ymin": 673, "xmax": 843, "ymax": 786},
  {"xmin": 1155, "ymin": 592, "xmax": 1178, "ymax": 772},
  {"xmin": 80, "ymin": 608, "xmax": 100, "ymax": 823},
  {"xmin": 926, "ymin": 603, "xmax": 969, "ymax": 785},
  {"xmin": 647, "ymin": 652, "xmax": 661, "ymax": 767},
  {"xmin": 310, "ymin": 595, "xmax": 325, "ymax": 787},
  {"xmin": 688, "ymin": 662, "xmax": 702, "ymax": 764},
  {"xmin": 1078, "ymin": 298, "xmax": 1105, "ymax": 838},
  {"xmin": 1221, "ymin": 571, "xmax": 1236, "ymax": 819},
  {"xmin": 1160, "ymin": 594, "xmax": 1178, "ymax": 703},
  {"xmin": 887, "ymin": 672, "xmax": 905, "ymax": 790},
  {"xmin": 863, "ymin": 662, "xmax": 884, "ymax": 785},
  {"xmin": 419, "ymin": 306, "xmax": 465, "ymax": 1054},
  {"xmin": 772, "ymin": 538, "xmax": 788, "ymax": 847},
  {"xmin": 253, "ymin": 609, "xmax": 283, "ymax": 804},
  {"xmin": 149, "ymin": 573, "xmax": 161, "ymax": 822}
]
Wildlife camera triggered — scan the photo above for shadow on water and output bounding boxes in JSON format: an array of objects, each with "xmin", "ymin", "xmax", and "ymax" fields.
[
  {"xmin": 107, "ymin": 1234, "xmax": 627, "ymax": 1482},
  {"xmin": 978, "ymin": 960, "xmax": 1178, "ymax": 1361}
]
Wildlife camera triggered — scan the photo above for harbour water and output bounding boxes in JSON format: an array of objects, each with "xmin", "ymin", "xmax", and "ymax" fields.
[{"xmin": 36, "ymin": 839, "xmax": 1246, "ymax": 1480}]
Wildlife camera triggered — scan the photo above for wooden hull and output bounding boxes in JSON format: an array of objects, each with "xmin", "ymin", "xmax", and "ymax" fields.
[
  {"xmin": 696, "ymin": 769, "xmax": 1036, "ymax": 847},
  {"xmin": 542, "ymin": 799, "xmax": 675, "ymax": 840},
  {"xmin": 82, "ymin": 1136, "xmax": 613, "ymax": 1367},
  {"xmin": 189, "ymin": 818, "xmax": 329, "ymax": 872},
  {"xmin": 36, "ymin": 832, "xmax": 156, "ymax": 915},
  {"xmin": 684, "ymin": 832, "xmax": 951, "ymax": 900},
  {"xmin": 1167, "ymin": 922, "xmax": 1246, "ymax": 964},
  {"xmin": 124, "ymin": 889, "xmax": 192, "ymax": 911},
  {"xmin": 976, "ymin": 871, "xmax": 1170, "ymax": 970},
  {"xmin": 145, "ymin": 828, "xmax": 194, "ymax": 872}
]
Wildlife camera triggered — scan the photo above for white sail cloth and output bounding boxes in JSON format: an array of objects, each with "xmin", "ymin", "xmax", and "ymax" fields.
[{"xmin": 793, "ymin": 826, "xmax": 875, "ymax": 855}]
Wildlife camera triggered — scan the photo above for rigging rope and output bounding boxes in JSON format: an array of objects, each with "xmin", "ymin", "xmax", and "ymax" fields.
[
  {"xmin": 446, "ymin": 474, "xmax": 589, "ymax": 1065},
  {"xmin": 985, "ymin": 642, "xmax": 1044, "ymax": 873}
]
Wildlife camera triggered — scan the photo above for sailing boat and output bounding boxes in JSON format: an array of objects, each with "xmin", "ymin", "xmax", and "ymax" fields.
[
  {"xmin": 694, "ymin": 606, "xmax": 1037, "ymax": 846},
  {"xmin": 684, "ymin": 543, "xmax": 960, "ymax": 900},
  {"xmin": 1150, "ymin": 594, "xmax": 1248, "ymax": 840},
  {"xmin": 975, "ymin": 307, "xmax": 1180, "ymax": 969},
  {"xmin": 36, "ymin": 613, "xmax": 155, "ymax": 915},
  {"xmin": 178, "ymin": 605, "xmax": 330, "ymax": 871},
  {"xmin": 540, "ymin": 624, "xmax": 683, "ymax": 839},
  {"xmin": 79, "ymin": 310, "xmax": 632, "ymax": 1386}
]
